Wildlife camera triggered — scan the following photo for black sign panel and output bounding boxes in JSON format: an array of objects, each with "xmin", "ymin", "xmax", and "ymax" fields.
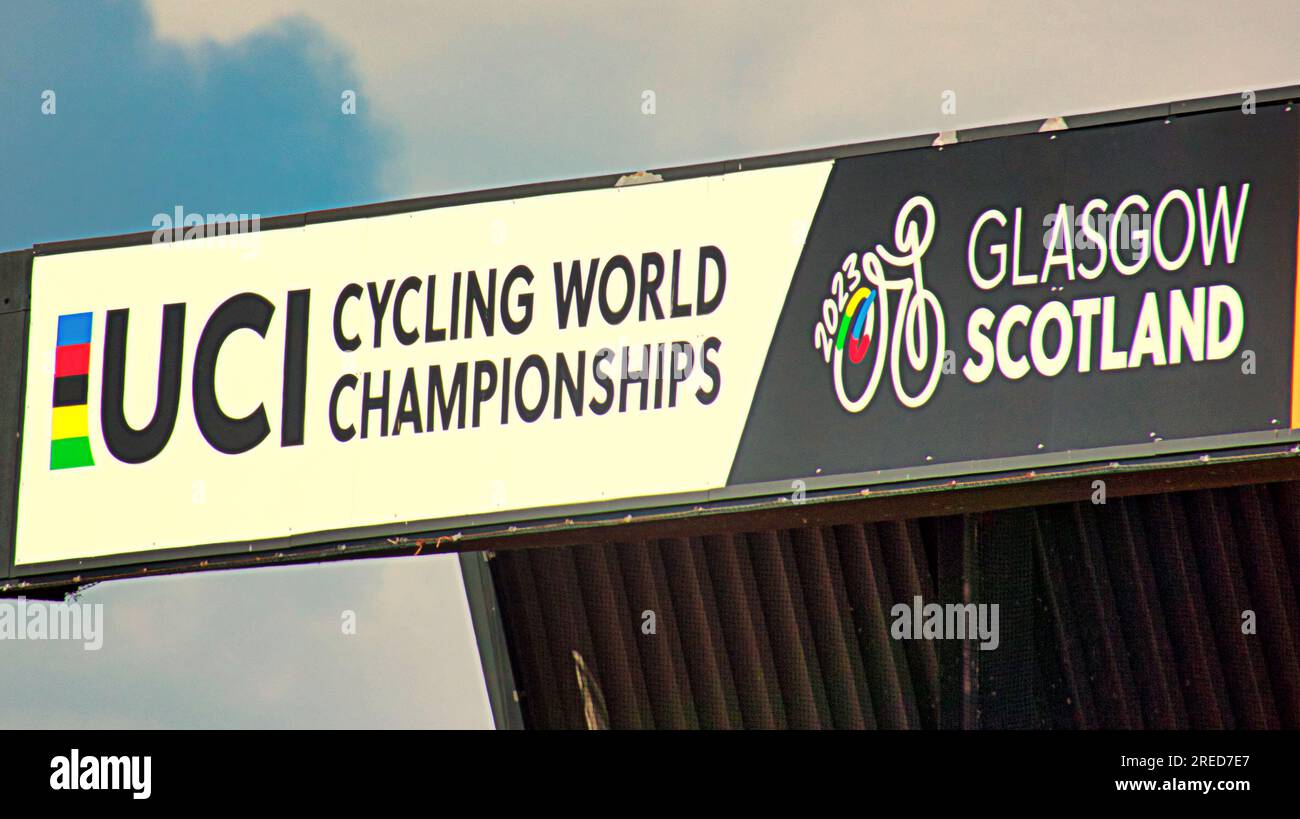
[{"xmin": 731, "ymin": 107, "xmax": 1300, "ymax": 484}]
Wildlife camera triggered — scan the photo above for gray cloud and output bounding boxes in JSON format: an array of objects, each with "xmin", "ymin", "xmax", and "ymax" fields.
[
  {"xmin": 148, "ymin": 0, "xmax": 1300, "ymax": 199},
  {"xmin": 5, "ymin": 0, "xmax": 1298, "ymax": 729},
  {"xmin": 0, "ymin": 556, "xmax": 492, "ymax": 729}
]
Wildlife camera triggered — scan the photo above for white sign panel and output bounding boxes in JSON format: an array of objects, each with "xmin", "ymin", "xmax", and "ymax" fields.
[{"xmin": 15, "ymin": 163, "xmax": 831, "ymax": 566}]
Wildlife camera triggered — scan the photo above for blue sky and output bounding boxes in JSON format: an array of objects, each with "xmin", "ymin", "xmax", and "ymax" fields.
[
  {"xmin": 0, "ymin": 0, "xmax": 473, "ymax": 729},
  {"xmin": 1, "ymin": 0, "xmax": 389, "ymax": 250},
  {"xmin": 3, "ymin": 0, "xmax": 1299, "ymax": 727}
]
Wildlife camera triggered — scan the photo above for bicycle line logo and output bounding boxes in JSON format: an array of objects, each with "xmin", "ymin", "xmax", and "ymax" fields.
[{"xmin": 812, "ymin": 195, "xmax": 947, "ymax": 413}]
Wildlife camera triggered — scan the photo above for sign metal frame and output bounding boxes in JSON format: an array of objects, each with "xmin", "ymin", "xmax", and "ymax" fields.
[{"xmin": 4, "ymin": 85, "xmax": 1300, "ymax": 596}]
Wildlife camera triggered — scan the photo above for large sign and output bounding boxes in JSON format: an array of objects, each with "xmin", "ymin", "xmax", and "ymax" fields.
[
  {"xmin": 7, "ymin": 104, "xmax": 1299, "ymax": 574},
  {"xmin": 730, "ymin": 106, "xmax": 1299, "ymax": 484},
  {"xmin": 13, "ymin": 164, "xmax": 830, "ymax": 567}
]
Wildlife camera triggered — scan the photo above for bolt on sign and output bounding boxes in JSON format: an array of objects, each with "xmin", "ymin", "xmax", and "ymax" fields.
[{"xmin": 4, "ymin": 99, "xmax": 1300, "ymax": 582}]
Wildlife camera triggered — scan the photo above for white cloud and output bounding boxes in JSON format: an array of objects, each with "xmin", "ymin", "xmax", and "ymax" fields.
[{"xmin": 145, "ymin": 0, "xmax": 1300, "ymax": 204}]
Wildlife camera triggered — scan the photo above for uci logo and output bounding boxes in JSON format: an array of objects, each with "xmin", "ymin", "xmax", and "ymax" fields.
[
  {"xmin": 49, "ymin": 290, "xmax": 310, "ymax": 470},
  {"xmin": 811, "ymin": 195, "xmax": 946, "ymax": 413}
]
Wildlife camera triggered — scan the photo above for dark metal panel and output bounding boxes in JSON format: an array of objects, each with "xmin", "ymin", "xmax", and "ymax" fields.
[
  {"xmin": 1227, "ymin": 484, "xmax": 1300, "ymax": 725},
  {"xmin": 975, "ymin": 508, "xmax": 1036, "ymax": 728},
  {"xmin": 1138, "ymin": 492, "xmax": 1233, "ymax": 727},
  {"xmin": 1065, "ymin": 102, "xmax": 1171, "ymax": 129},
  {"xmin": 1172, "ymin": 86, "xmax": 1299, "ymax": 116},
  {"xmin": 458, "ymin": 550, "xmax": 526, "ymax": 730},
  {"xmin": 491, "ymin": 480, "xmax": 1300, "ymax": 729},
  {"xmin": 834, "ymin": 521, "xmax": 923, "ymax": 728},
  {"xmin": 656, "ymin": 536, "xmax": 742, "ymax": 728},
  {"xmin": 0, "ymin": 250, "xmax": 31, "ymax": 314},
  {"xmin": 955, "ymin": 117, "xmax": 1059, "ymax": 143},
  {"xmin": 0, "ymin": 250, "xmax": 32, "ymax": 582}
]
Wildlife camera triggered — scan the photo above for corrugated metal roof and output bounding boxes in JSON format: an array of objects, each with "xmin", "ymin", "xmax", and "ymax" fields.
[{"xmin": 492, "ymin": 482, "xmax": 1300, "ymax": 728}]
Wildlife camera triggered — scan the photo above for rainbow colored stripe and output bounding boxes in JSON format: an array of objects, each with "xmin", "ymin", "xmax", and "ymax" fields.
[
  {"xmin": 50, "ymin": 312, "xmax": 94, "ymax": 470},
  {"xmin": 836, "ymin": 287, "xmax": 877, "ymax": 364}
]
